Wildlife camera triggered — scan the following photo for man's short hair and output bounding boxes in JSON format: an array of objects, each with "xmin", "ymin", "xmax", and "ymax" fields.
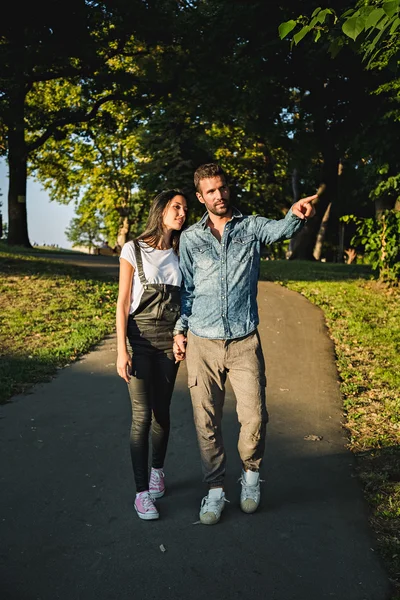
[{"xmin": 194, "ymin": 163, "xmax": 227, "ymax": 193}]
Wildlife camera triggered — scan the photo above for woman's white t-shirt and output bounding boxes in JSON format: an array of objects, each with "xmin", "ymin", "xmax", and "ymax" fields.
[{"xmin": 120, "ymin": 241, "xmax": 181, "ymax": 315}]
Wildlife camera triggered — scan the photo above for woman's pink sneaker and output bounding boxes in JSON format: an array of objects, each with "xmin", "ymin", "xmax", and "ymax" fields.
[
  {"xmin": 134, "ymin": 491, "xmax": 159, "ymax": 520},
  {"xmin": 149, "ymin": 468, "xmax": 165, "ymax": 499}
]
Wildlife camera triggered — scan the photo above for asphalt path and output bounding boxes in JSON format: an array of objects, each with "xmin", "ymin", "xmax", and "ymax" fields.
[{"xmin": 0, "ymin": 254, "xmax": 392, "ymax": 600}]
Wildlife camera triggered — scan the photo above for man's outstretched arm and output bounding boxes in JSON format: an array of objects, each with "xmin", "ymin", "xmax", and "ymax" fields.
[{"xmin": 254, "ymin": 193, "xmax": 317, "ymax": 245}]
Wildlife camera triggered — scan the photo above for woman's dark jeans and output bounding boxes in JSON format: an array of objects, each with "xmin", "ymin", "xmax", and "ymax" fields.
[{"xmin": 127, "ymin": 331, "xmax": 178, "ymax": 493}]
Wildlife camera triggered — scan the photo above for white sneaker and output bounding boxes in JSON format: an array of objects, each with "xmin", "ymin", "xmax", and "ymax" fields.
[
  {"xmin": 199, "ymin": 487, "xmax": 226, "ymax": 525},
  {"xmin": 239, "ymin": 469, "xmax": 261, "ymax": 514}
]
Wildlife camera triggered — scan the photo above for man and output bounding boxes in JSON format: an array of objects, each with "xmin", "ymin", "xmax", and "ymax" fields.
[{"xmin": 173, "ymin": 163, "xmax": 316, "ymax": 525}]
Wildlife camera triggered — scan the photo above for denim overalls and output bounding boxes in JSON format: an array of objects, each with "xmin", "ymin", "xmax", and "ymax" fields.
[{"xmin": 126, "ymin": 240, "xmax": 180, "ymax": 492}]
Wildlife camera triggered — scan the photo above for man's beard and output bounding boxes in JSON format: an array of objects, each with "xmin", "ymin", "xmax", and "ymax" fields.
[{"xmin": 208, "ymin": 201, "xmax": 231, "ymax": 216}]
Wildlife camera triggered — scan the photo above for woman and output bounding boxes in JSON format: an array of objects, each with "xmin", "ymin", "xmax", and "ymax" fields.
[{"xmin": 116, "ymin": 189, "xmax": 188, "ymax": 520}]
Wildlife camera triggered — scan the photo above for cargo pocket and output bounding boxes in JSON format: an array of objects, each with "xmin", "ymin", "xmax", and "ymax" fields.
[{"xmin": 188, "ymin": 375, "xmax": 197, "ymax": 389}]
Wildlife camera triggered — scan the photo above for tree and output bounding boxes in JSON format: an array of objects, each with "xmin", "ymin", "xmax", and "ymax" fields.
[
  {"xmin": 135, "ymin": 1, "xmax": 309, "ymax": 224},
  {"xmin": 174, "ymin": 0, "xmax": 384, "ymax": 259},
  {"xmin": 31, "ymin": 101, "xmax": 148, "ymax": 247},
  {"xmin": 66, "ymin": 213, "xmax": 103, "ymax": 254},
  {"xmin": 279, "ymin": 0, "xmax": 400, "ymax": 261},
  {"xmin": 0, "ymin": 0, "xmax": 186, "ymax": 247}
]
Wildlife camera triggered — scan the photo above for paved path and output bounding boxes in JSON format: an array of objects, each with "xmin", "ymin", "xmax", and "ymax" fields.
[
  {"xmin": 0, "ymin": 256, "xmax": 392, "ymax": 600},
  {"xmin": 26, "ymin": 252, "xmax": 121, "ymax": 277}
]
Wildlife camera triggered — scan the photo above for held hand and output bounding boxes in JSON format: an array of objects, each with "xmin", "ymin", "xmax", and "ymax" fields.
[
  {"xmin": 173, "ymin": 346, "xmax": 186, "ymax": 363},
  {"xmin": 291, "ymin": 194, "xmax": 317, "ymax": 220},
  {"xmin": 117, "ymin": 349, "xmax": 132, "ymax": 383},
  {"xmin": 173, "ymin": 334, "xmax": 187, "ymax": 363}
]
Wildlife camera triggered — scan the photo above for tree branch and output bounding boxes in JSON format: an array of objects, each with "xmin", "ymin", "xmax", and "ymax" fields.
[{"xmin": 27, "ymin": 94, "xmax": 126, "ymax": 153}]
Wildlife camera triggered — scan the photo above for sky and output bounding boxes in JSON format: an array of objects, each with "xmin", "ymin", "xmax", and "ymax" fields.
[{"xmin": 0, "ymin": 159, "xmax": 76, "ymax": 249}]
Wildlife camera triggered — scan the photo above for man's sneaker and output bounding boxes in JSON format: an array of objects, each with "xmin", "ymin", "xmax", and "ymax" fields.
[
  {"xmin": 199, "ymin": 487, "xmax": 226, "ymax": 525},
  {"xmin": 239, "ymin": 469, "xmax": 261, "ymax": 514},
  {"xmin": 149, "ymin": 468, "xmax": 166, "ymax": 499},
  {"xmin": 134, "ymin": 491, "xmax": 159, "ymax": 520}
]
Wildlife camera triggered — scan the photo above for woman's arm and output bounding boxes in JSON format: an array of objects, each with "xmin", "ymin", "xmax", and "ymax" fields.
[{"xmin": 116, "ymin": 258, "xmax": 134, "ymax": 383}]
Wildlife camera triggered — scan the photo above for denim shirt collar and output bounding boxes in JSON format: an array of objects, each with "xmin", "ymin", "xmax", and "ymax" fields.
[{"xmin": 197, "ymin": 207, "xmax": 243, "ymax": 230}]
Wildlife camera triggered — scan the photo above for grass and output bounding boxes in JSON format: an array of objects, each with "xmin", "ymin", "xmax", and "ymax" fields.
[
  {"xmin": 260, "ymin": 259, "xmax": 400, "ymax": 596},
  {"xmin": 0, "ymin": 249, "xmax": 118, "ymax": 403}
]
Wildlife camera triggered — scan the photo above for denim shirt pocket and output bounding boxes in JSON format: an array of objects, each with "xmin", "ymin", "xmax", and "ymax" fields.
[
  {"xmin": 231, "ymin": 233, "xmax": 255, "ymax": 263},
  {"xmin": 192, "ymin": 243, "xmax": 214, "ymax": 270}
]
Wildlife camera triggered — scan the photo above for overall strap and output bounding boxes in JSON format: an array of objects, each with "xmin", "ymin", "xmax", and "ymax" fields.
[{"xmin": 133, "ymin": 240, "xmax": 148, "ymax": 286}]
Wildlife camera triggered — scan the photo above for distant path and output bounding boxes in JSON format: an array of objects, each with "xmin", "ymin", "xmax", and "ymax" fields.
[
  {"xmin": 33, "ymin": 252, "xmax": 120, "ymax": 277},
  {"xmin": 0, "ymin": 261, "xmax": 392, "ymax": 599}
]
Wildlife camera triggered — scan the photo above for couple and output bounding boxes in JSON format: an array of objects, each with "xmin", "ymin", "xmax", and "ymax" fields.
[{"xmin": 116, "ymin": 163, "xmax": 316, "ymax": 524}]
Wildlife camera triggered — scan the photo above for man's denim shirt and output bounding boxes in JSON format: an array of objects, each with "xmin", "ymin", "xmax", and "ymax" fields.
[{"xmin": 174, "ymin": 207, "xmax": 304, "ymax": 340}]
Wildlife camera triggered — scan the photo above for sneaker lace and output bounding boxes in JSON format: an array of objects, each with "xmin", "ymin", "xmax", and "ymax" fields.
[
  {"xmin": 202, "ymin": 494, "xmax": 229, "ymax": 512},
  {"xmin": 238, "ymin": 476, "xmax": 264, "ymax": 501},
  {"xmin": 141, "ymin": 492, "xmax": 155, "ymax": 510},
  {"xmin": 150, "ymin": 469, "xmax": 163, "ymax": 486}
]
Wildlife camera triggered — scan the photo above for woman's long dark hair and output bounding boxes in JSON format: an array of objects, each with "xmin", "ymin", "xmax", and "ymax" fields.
[{"xmin": 137, "ymin": 189, "xmax": 188, "ymax": 253}]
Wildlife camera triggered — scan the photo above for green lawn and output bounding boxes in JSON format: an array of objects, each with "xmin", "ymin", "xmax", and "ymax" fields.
[
  {"xmin": 0, "ymin": 250, "xmax": 118, "ymax": 403},
  {"xmin": 260, "ymin": 259, "xmax": 400, "ymax": 595}
]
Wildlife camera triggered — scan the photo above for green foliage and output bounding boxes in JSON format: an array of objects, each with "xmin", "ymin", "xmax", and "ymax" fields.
[
  {"xmin": 66, "ymin": 213, "xmax": 103, "ymax": 251},
  {"xmin": 279, "ymin": 1, "xmax": 400, "ymax": 67},
  {"xmin": 31, "ymin": 100, "xmax": 148, "ymax": 244},
  {"xmin": 1, "ymin": 222, "xmax": 9, "ymax": 240},
  {"xmin": 341, "ymin": 210, "xmax": 400, "ymax": 284},
  {"xmin": 0, "ymin": 200, "xmax": 7, "ymax": 240},
  {"xmin": 205, "ymin": 123, "xmax": 292, "ymax": 218},
  {"xmin": 371, "ymin": 171, "xmax": 400, "ymax": 200}
]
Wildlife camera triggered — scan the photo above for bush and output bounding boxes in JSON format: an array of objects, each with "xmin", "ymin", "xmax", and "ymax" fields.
[{"xmin": 341, "ymin": 210, "xmax": 400, "ymax": 285}]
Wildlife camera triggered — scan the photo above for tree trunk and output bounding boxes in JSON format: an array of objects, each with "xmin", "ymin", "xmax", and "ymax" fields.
[
  {"xmin": 7, "ymin": 83, "xmax": 30, "ymax": 247},
  {"xmin": 286, "ymin": 168, "xmax": 300, "ymax": 259},
  {"xmin": 117, "ymin": 215, "xmax": 130, "ymax": 248},
  {"xmin": 289, "ymin": 139, "xmax": 339, "ymax": 261},
  {"xmin": 291, "ymin": 167, "xmax": 300, "ymax": 203},
  {"xmin": 313, "ymin": 202, "xmax": 331, "ymax": 261},
  {"xmin": 337, "ymin": 221, "xmax": 345, "ymax": 263}
]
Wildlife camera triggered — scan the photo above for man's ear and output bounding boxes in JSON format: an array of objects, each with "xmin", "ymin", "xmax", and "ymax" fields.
[{"xmin": 196, "ymin": 192, "xmax": 205, "ymax": 205}]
